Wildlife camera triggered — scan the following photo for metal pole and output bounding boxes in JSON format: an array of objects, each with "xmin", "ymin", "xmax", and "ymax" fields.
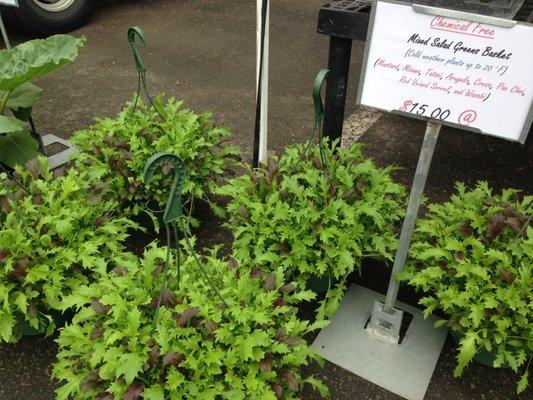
[
  {"xmin": 384, "ymin": 122, "xmax": 441, "ymax": 311},
  {"xmin": 253, "ymin": 0, "xmax": 269, "ymax": 167},
  {"xmin": 259, "ymin": 0, "xmax": 270, "ymax": 163},
  {"xmin": 323, "ymin": 36, "xmax": 352, "ymax": 143},
  {"xmin": 0, "ymin": 12, "xmax": 12, "ymax": 50},
  {"xmin": 367, "ymin": 121, "xmax": 441, "ymax": 342}
]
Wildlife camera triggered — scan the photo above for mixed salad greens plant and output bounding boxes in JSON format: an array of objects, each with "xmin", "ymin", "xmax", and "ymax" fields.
[
  {"xmin": 219, "ymin": 140, "xmax": 405, "ymax": 319},
  {"xmin": 0, "ymin": 158, "xmax": 137, "ymax": 342},
  {"xmin": 71, "ymin": 96, "xmax": 240, "ymax": 227},
  {"xmin": 398, "ymin": 182, "xmax": 532, "ymax": 393},
  {"xmin": 53, "ymin": 243, "xmax": 329, "ymax": 400}
]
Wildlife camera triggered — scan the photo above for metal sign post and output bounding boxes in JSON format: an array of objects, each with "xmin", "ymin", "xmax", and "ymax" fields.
[{"xmin": 367, "ymin": 121, "xmax": 441, "ymax": 342}]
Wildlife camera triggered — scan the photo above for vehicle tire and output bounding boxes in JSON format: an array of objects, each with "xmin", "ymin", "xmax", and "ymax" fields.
[{"xmin": 8, "ymin": 0, "xmax": 93, "ymax": 35}]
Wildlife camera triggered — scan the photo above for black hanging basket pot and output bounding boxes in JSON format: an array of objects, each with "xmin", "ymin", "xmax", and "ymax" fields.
[{"xmin": 450, "ymin": 330, "xmax": 510, "ymax": 369}]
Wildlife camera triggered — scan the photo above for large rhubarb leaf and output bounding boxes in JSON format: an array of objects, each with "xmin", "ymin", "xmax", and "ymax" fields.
[
  {"xmin": 0, "ymin": 130, "xmax": 40, "ymax": 168},
  {"xmin": 6, "ymin": 82, "xmax": 43, "ymax": 110},
  {"xmin": 3, "ymin": 82, "xmax": 43, "ymax": 121},
  {"xmin": 0, "ymin": 115, "xmax": 25, "ymax": 134},
  {"xmin": 0, "ymin": 35, "xmax": 85, "ymax": 91}
]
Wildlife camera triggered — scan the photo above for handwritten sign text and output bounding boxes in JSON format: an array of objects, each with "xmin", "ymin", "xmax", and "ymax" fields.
[{"xmin": 358, "ymin": 1, "xmax": 533, "ymax": 142}]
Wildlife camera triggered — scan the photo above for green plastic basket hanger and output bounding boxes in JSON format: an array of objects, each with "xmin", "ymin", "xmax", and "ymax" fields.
[
  {"xmin": 143, "ymin": 153, "xmax": 228, "ymax": 326},
  {"xmin": 299, "ymin": 68, "xmax": 331, "ymax": 174},
  {"xmin": 127, "ymin": 26, "xmax": 164, "ymax": 118}
]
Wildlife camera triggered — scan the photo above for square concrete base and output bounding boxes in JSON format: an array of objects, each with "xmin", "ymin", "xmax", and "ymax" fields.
[
  {"xmin": 42, "ymin": 134, "xmax": 78, "ymax": 169},
  {"xmin": 312, "ymin": 285, "xmax": 448, "ymax": 400}
]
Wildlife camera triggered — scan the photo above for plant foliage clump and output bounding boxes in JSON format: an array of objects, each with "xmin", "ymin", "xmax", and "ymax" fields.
[
  {"xmin": 53, "ymin": 243, "xmax": 329, "ymax": 400},
  {"xmin": 398, "ymin": 182, "xmax": 532, "ymax": 393},
  {"xmin": 0, "ymin": 158, "xmax": 137, "ymax": 342},
  {"xmin": 218, "ymin": 141, "xmax": 405, "ymax": 318},
  {"xmin": 70, "ymin": 96, "xmax": 240, "ymax": 223}
]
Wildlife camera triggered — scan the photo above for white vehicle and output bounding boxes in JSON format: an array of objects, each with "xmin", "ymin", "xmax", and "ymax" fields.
[{"xmin": 5, "ymin": 0, "xmax": 93, "ymax": 34}]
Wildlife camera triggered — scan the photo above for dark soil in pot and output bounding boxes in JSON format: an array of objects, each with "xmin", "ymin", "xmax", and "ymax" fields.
[
  {"xmin": 18, "ymin": 309, "xmax": 74, "ymax": 337},
  {"xmin": 306, "ymin": 273, "xmax": 335, "ymax": 295}
]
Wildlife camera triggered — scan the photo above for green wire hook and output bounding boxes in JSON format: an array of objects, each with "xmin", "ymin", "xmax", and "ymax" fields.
[
  {"xmin": 144, "ymin": 152, "xmax": 185, "ymax": 224},
  {"xmin": 299, "ymin": 69, "xmax": 331, "ymax": 173},
  {"xmin": 128, "ymin": 26, "xmax": 146, "ymax": 74},
  {"xmin": 127, "ymin": 26, "xmax": 165, "ymax": 119},
  {"xmin": 144, "ymin": 153, "xmax": 185, "ymax": 325},
  {"xmin": 143, "ymin": 153, "xmax": 229, "ymax": 313},
  {"xmin": 313, "ymin": 68, "xmax": 330, "ymax": 128}
]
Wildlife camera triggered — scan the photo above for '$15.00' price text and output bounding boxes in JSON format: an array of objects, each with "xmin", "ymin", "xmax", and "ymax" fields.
[{"xmin": 399, "ymin": 100, "xmax": 451, "ymax": 121}]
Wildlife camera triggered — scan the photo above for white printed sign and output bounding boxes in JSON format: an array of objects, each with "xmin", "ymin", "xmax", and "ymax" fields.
[
  {"xmin": 0, "ymin": 0, "xmax": 18, "ymax": 6},
  {"xmin": 357, "ymin": 1, "xmax": 533, "ymax": 142}
]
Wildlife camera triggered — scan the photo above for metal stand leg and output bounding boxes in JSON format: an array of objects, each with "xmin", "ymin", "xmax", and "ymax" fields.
[
  {"xmin": 367, "ymin": 122, "xmax": 442, "ymax": 343},
  {"xmin": 0, "ymin": 14, "xmax": 46, "ymax": 156},
  {"xmin": 323, "ymin": 36, "xmax": 352, "ymax": 143},
  {"xmin": 29, "ymin": 116, "xmax": 46, "ymax": 155},
  {"xmin": 0, "ymin": 12, "xmax": 12, "ymax": 50}
]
